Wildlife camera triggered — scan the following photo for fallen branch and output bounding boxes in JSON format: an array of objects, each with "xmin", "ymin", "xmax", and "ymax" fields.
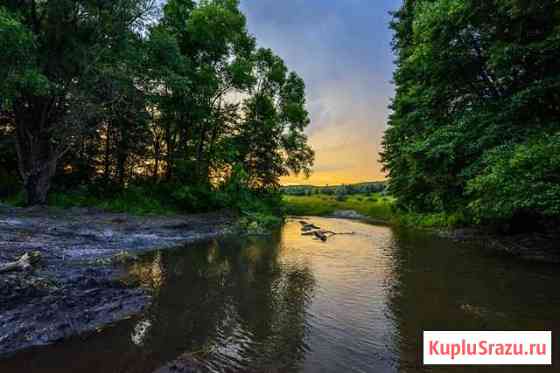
[
  {"xmin": 299, "ymin": 221, "xmax": 355, "ymax": 242},
  {"xmin": 301, "ymin": 229, "xmax": 355, "ymax": 241},
  {"xmin": 301, "ymin": 223, "xmax": 321, "ymax": 232},
  {"xmin": 0, "ymin": 252, "xmax": 42, "ymax": 274},
  {"xmin": 314, "ymin": 230, "xmax": 329, "ymax": 241}
]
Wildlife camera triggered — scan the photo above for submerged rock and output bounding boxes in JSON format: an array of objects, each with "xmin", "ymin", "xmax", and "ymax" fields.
[{"xmin": 330, "ymin": 210, "xmax": 367, "ymax": 220}]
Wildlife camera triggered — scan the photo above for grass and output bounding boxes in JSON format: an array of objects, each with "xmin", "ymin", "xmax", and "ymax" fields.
[
  {"xmin": 2, "ymin": 187, "xmax": 179, "ymax": 215},
  {"xmin": 3, "ymin": 187, "xmax": 466, "ymax": 229},
  {"xmin": 2, "ymin": 185, "xmax": 285, "ymax": 234},
  {"xmin": 49, "ymin": 187, "xmax": 178, "ymax": 215},
  {"xmin": 282, "ymin": 193, "xmax": 467, "ymax": 228},
  {"xmin": 282, "ymin": 193, "xmax": 395, "ymax": 222}
]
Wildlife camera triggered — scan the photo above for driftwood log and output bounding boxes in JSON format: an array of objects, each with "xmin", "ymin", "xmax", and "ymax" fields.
[
  {"xmin": 300, "ymin": 225, "xmax": 354, "ymax": 242},
  {"xmin": 0, "ymin": 252, "xmax": 42, "ymax": 274},
  {"xmin": 313, "ymin": 230, "xmax": 329, "ymax": 241},
  {"xmin": 299, "ymin": 221, "xmax": 321, "ymax": 231}
]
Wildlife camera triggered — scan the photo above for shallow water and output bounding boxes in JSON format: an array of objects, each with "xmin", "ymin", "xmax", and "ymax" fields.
[{"xmin": 2, "ymin": 217, "xmax": 559, "ymax": 372}]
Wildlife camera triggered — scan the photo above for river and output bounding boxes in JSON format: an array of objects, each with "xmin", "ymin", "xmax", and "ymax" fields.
[{"xmin": 1, "ymin": 217, "xmax": 559, "ymax": 372}]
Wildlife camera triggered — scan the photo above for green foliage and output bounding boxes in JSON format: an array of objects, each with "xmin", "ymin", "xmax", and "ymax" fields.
[
  {"xmin": 282, "ymin": 195, "xmax": 338, "ymax": 216},
  {"xmin": 283, "ymin": 193, "xmax": 469, "ymax": 228},
  {"xmin": 0, "ymin": 118, "xmax": 19, "ymax": 197},
  {"xmin": 238, "ymin": 211, "xmax": 283, "ymax": 235},
  {"xmin": 48, "ymin": 185, "xmax": 172, "ymax": 215},
  {"xmin": 171, "ymin": 184, "xmax": 226, "ymax": 212},
  {"xmin": 0, "ymin": 6, "xmax": 48, "ymax": 99},
  {"xmin": 282, "ymin": 182, "xmax": 386, "ymax": 196},
  {"xmin": 382, "ymin": 0, "xmax": 560, "ymax": 228},
  {"xmin": 335, "ymin": 194, "xmax": 347, "ymax": 202},
  {"xmin": 393, "ymin": 211, "xmax": 468, "ymax": 229},
  {"xmin": 283, "ymin": 193, "xmax": 395, "ymax": 222},
  {"xmin": 467, "ymin": 134, "xmax": 560, "ymax": 222},
  {"xmin": 1, "ymin": 0, "xmax": 314, "ymax": 208},
  {"xmin": 233, "ymin": 49, "xmax": 314, "ymax": 188}
]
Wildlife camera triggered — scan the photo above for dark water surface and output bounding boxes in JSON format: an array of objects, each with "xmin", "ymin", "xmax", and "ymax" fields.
[{"xmin": 1, "ymin": 218, "xmax": 559, "ymax": 372}]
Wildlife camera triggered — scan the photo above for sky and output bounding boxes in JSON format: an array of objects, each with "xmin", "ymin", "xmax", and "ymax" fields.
[{"xmin": 240, "ymin": 0, "xmax": 402, "ymax": 186}]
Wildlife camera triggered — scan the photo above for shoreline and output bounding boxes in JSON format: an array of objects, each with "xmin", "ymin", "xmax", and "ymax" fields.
[
  {"xmin": 0, "ymin": 206, "xmax": 236, "ymax": 358},
  {"xmin": 437, "ymin": 228, "xmax": 560, "ymax": 264},
  {"xmin": 1, "ymin": 206, "xmax": 557, "ymax": 359},
  {"xmin": 293, "ymin": 209, "xmax": 560, "ymax": 264}
]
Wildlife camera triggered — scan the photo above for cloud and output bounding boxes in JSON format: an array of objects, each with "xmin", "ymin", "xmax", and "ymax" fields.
[
  {"xmin": 240, "ymin": 1, "xmax": 400, "ymax": 185},
  {"xmin": 155, "ymin": 0, "xmax": 399, "ymax": 185}
]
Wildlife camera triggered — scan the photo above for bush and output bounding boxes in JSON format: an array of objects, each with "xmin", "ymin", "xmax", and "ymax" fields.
[
  {"xmin": 335, "ymin": 195, "xmax": 347, "ymax": 202},
  {"xmin": 48, "ymin": 183, "xmax": 172, "ymax": 215},
  {"xmin": 393, "ymin": 211, "xmax": 468, "ymax": 228},
  {"xmin": 0, "ymin": 171, "xmax": 20, "ymax": 198},
  {"xmin": 467, "ymin": 134, "xmax": 560, "ymax": 223},
  {"xmin": 171, "ymin": 184, "xmax": 226, "ymax": 212}
]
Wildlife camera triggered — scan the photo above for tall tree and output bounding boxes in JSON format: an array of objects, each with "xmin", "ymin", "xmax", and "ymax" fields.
[
  {"xmin": 235, "ymin": 48, "xmax": 314, "ymax": 188},
  {"xmin": 0, "ymin": 0, "xmax": 156, "ymax": 204},
  {"xmin": 152, "ymin": 0, "xmax": 255, "ymax": 184},
  {"xmin": 382, "ymin": 0, "xmax": 560, "ymax": 225},
  {"xmin": 1, "ymin": 0, "xmax": 314, "ymax": 205}
]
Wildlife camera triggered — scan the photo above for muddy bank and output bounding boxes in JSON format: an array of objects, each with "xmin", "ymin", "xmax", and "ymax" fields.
[{"xmin": 0, "ymin": 205, "xmax": 235, "ymax": 357}]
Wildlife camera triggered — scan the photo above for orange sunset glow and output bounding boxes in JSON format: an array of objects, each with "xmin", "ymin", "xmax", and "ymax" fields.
[{"xmin": 241, "ymin": 2, "xmax": 396, "ymax": 186}]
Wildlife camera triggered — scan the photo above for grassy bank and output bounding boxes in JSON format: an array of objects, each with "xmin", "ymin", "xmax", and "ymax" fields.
[
  {"xmin": 3, "ymin": 188, "xmax": 466, "ymax": 230},
  {"xmin": 282, "ymin": 193, "xmax": 466, "ymax": 228},
  {"xmin": 282, "ymin": 193, "xmax": 395, "ymax": 222},
  {"xmin": 3, "ymin": 187, "xmax": 179, "ymax": 215},
  {"xmin": 2, "ymin": 184, "xmax": 284, "ymax": 234}
]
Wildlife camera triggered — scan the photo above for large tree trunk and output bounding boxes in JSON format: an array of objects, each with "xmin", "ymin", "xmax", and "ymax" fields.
[
  {"xmin": 116, "ymin": 128, "xmax": 128, "ymax": 187},
  {"xmin": 14, "ymin": 98, "xmax": 60, "ymax": 206},
  {"xmin": 16, "ymin": 134, "xmax": 57, "ymax": 206},
  {"xmin": 195, "ymin": 124, "xmax": 209, "ymax": 185},
  {"xmin": 165, "ymin": 124, "xmax": 174, "ymax": 181},
  {"xmin": 153, "ymin": 131, "xmax": 162, "ymax": 181},
  {"xmin": 104, "ymin": 123, "xmax": 112, "ymax": 182},
  {"xmin": 23, "ymin": 160, "xmax": 56, "ymax": 206}
]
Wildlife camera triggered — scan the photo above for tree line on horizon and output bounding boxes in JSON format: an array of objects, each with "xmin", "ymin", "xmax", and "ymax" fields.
[
  {"xmin": 382, "ymin": 0, "xmax": 560, "ymax": 230},
  {"xmin": 0, "ymin": 0, "xmax": 314, "ymax": 207},
  {"xmin": 282, "ymin": 182, "xmax": 386, "ymax": 197}
]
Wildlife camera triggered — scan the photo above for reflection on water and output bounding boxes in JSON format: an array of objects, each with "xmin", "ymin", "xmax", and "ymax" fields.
[
  {"xmin": 129, "ymin": 251, "xmax": 166, "ymax": 292},
  {"xmin": 388, "ymin": 228, "xmax": 560, "ymax": 372},
  {"xmin": 1, "ymin": 218, "xmax": 560, "ymax": 373}
]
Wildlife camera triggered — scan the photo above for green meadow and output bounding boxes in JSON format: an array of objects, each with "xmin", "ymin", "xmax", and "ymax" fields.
[{"xmin": 282, "ymin": 193, "xmax": 395, "ymax": 222}]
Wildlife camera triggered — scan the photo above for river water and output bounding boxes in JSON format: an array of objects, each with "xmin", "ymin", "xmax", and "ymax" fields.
[{"xmin": 1, "ymin": 217, "xmax": 559, "ymax": 372}]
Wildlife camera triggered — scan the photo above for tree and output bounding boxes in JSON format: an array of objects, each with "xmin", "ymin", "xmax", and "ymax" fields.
[
  {"xmin": 382, "ymin": 0, "xmax": 560, "ymax": 225},
  {"xmin": 151, "ymin": 0, "xmax": 255, "ymax": 184},
  {"xmin": 235, "ymin": 49, "xmax": 314, "ymax": 189},
  {"xmin": 0, "ymin": 0, "xmax": 156, "ymax": 205},
  {"xmin": 1, "ymin": 0, "xmax": 314, "ymax": 206},
  {"xmin": 467, "ymin": 134, "xmax": 560, "ymax": 223}
]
